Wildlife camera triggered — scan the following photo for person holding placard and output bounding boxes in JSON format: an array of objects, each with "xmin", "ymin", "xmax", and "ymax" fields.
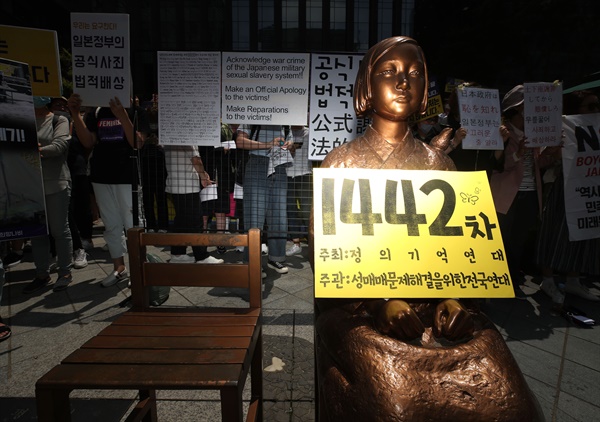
[{"xmin": 489, "ymin": 85, "xmax": 560, "ymax": 297}]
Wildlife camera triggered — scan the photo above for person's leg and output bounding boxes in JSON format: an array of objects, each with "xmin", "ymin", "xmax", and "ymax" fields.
[
  {"xmin": 46, "ymin": 188, "xmax": 74, "ymax": 278},
  {"xmin": 266, "ymin": 165, "xmax": 288, "ymax": 262},
  {"xmin": 92, "ymin": 183, "xmax": 127, "ymax": 272},
  {"xmin": 287, "ymin": 176, "xmax": 302, "ymax": 241},
  {"xmin": 156, "ymin": 186, "xmax": 169, "ymax": 231},
  {"xmin": 72, "ymin": 174, "xmax": 94, "ymax": 243},
  {"xmin": 68, "ymin": 190, "xmax": 83, "ymax": 251},
  {"xmin": 242, "ymin": 156, "xmax": 268, "ymax": 261}
]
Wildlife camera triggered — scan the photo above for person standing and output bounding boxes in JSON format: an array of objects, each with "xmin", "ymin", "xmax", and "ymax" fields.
[
  {"xmin": 68, "ymin": 94, "xmax": 149, "ymax": 287},
  {"xmin": 22, "ymin": 96, "xmax": 74, "ymax": 293}
]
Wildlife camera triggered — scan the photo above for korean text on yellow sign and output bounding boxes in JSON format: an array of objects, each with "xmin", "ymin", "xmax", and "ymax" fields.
[
  {"xmin": 0, "ymin": 25, "xmax": 61, "ymax": 97},
  {"xmin": 313, "ymin": 168, "xmax": 513, "ymax": 299}
]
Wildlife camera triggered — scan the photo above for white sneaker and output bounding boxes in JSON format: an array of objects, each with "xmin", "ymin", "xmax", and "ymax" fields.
[
  {"xmin": 196, "ymin": 256, "xmax": 224, "ymax": 264},
  {"xmin": 540, "ymin": 278, "xmax": 564, "ymax": 304},
  {"xmin": 565, "ymin": 278, "xmax": 600, "ymax": 301},
  {"xmin": 286, "ymin": 243, "xmax": 302, "ymax": 256},
  {"xmin": 101, "ymin": 269, "xmax": 129, "ymax": 287},
  {"xmin": 261, "ymin": 243, "xmax": 268, "ymax": 255},
  {"xmin": 235, "ymin": 246, "xmax": 244, "ymax": 253},
  {"xmin": 170, "ymin": 254, "xmax": 195, "ymax": 264},
  {"xmin": 73, "ymin": 249, "xmax": 88, "ymax": 269}
]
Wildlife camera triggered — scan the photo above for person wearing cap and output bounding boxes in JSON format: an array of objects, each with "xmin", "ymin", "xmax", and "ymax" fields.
[{"xmin": 489, "ymin": 85, "xmax": 560, "ymax": 298}]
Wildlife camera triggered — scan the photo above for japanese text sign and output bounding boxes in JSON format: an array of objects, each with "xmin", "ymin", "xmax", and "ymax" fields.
[
  {"xmin": 313, "ymin": 169, "xmax": 512, "ymax": 299},
  {"xmin": 221, "ymin": 52, "xmax": 309, "ymax": 126},
  {"xmin": 524, "ymin": 82, "xmax": 562, "ymax": 147},
  {"xmin": 309, "ymin": 53, "xmax": 366, "ymax": 161},
  {"xmin": 562, "ymin": 113, "xmax": 600, "ymax": 241},
  {"xmin": 0, "ymin": 25, "xmax": 61, "ymax": 97},
  {"xmin": 158, "ymin": 51, "xmax": 221, "ymax": 146},
  {"xmin": 70, "ymin": 13, "xmax": 131, "ymax": 108},
  {"xmin": 457, "ymin": 87, "xmax": 503, "ymax": 150}
]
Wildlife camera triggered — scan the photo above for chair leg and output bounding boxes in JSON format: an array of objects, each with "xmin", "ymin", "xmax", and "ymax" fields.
[
  {"xmin": 220, "ymin": 387, "xmax": 243, "ymax": 422},
  {"xmin": 250, "ymin": 328, "xmax": 263, "ymax": 421},
  {"xmin": 36, "ymin": 387, "xmax": 71, "ymax": 422},
  {"xmin": 139, "ymin": 389, "xmax": 158, "ymax": 422}
]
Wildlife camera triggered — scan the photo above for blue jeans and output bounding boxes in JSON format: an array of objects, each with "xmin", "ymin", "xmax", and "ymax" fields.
[
  {"xmin": 243, "ymin": 155, "xmax": 287, "ymax": 262},
  {"xmin": 32, "ymin": 187, "xmax": 73, "ymax": 278}
]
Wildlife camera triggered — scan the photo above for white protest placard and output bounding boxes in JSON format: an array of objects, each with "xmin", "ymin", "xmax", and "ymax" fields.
[
  {"xmin": 158, "ymin": 51, "xmax": 221, "ymax": 146},
  {"xmin": 456, "ymin": 87, "xmax": 503, "ymax": 150},
  {"xmin": 309, "ymin": 53, "xmax": 365, "ymax": 161},
  {"xmin": 524, "ymin": 82, "xmax": 562, "ymax": 147},
  {"xmin": 221, "ymin": 52, "xmax": 309, "ymax": 126},
  {"xmin": 70, "ymin": 13, "xmax": 131, "ymax": 108},
  {"xmin": 562, "ymin": 114, "xmax": 600, "ymax": 241},
  {"xmin": 0, "ymin": 58, "xmax": 47, "ymax": 241}
]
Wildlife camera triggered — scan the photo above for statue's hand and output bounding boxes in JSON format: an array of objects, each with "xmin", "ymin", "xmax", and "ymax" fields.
[
  {"xmin": 428, "ymin": 127, "xmax": 454, "ymax": 151},
  {"xmin": 375, "ymin": 299, "xmax": 425, "ymax": 341},
  {"xmin": 433, "ymin": 299, "xmax": 474, "ymax": 341}
]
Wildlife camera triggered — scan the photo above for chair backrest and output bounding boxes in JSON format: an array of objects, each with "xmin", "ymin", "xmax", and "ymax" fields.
[{"xmin": 126, "ymin": 227, "xmax": 262, "ymax": 309}]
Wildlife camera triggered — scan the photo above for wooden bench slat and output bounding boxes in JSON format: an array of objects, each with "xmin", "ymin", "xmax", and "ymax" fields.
[
  {"xmin": 97, "ymin": 324, "xmax": 255, "ymax": 337},
  {"xmin": 37, "ymin": 363, "xmax": 244, "ymax": 389},
  {"xmin": 81, "ymin": 335, "xmax": 252, "ymax": 350},
  {"xmin": 63, "ymin": 348, "xmax": 248, "ymax": 365},
  {"xmin": 125, "ymin": 308, "xmax": 261, "ymax": 317},
  {"xmin": 113, "ymin": 314, "xmax": 259, "ymax": 326},
  {"xmin": 143, "ymin": 263, "xmax": 254, "ymax": 288}
]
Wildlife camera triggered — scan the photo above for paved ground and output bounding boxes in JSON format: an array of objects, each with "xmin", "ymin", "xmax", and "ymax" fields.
[{"xmin": 1, "ymin": 227, "xmax": 599, "ymax": 421}]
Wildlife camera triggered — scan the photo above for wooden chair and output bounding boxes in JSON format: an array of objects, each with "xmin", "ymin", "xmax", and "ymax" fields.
[{"xmin": 36, "ymin": 228, "xmax": 263, "ymax": 421}]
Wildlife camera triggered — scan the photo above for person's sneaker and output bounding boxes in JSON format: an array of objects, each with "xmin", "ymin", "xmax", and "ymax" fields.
[
  {"xmin": 22, "ymin": 276, "xmax": 51, "ymax": 294},
  {"xmin": 48, "ymin": 256, "xmax": 57, "ymax": 272},
  {"xmin": 565, "ymin": 278, "xmax": 600, "ymax": 301},
  {"xmin": 268, "ymin": 260, "xmax": 288, "ymax": 274},
  {"xmin": 217, "ymin": 246, "xmax": 227, "ymax": 255},
  {"xmin": 81, "ymin": 239, "xmax": 94, "ymax": 250},
  {"xmin": 100, "ymin": 269, "xmax": 129, "ymax": 287},
  {"xmin": 170, "ymin": 254, "xmax": 195, "ymax": 264},
  {"xmin": 73, "ymin": 249, "xmax": 88, "ymax": 269},
  {"xmin": 196, "ymin": 256, "xmax": 224, "ymax": 264},
  {"xmin": 540, "ymin": 278, "xmax": 565, "ymax": 304},
  {"xmin": 53, "ymin": 274, "xmax": 73, "ymax": 292},
  {"xmin": 286, "ymin": 243, "xmax": 302, "ymax": 256},
  {"xmin": 158, "ymin": 229, "xmax": 168, "ymax": 233},
  {"xmin": 235, "ymin": 246, "xmax": 244, "ymax": 253},
  {"xmin": 261, "ymin": 243, "xmax": 268, "ymax": 255},
  {"xmin": 262, "ymin": 270, "xmax": 267, "ymax": 279},
  {"xmin": 3, "ymin": 251, "xmax": 23, "ymax": 268}
]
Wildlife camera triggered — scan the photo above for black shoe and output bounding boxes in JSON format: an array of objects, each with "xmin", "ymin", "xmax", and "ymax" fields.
[
  {"xmin": 3, "ymin": 252, "xmax": 23, "ymax": 268},
  {"xmin": 267, "ymin": 260, "xmax": 288, "ymax": 274},
  {"xmin": 217, "ymin": 246, "xmax": 227, "ymax": 255},
  {"xmin": 23, "ymin": 276, "xmax": 51, "ymax": 294}
]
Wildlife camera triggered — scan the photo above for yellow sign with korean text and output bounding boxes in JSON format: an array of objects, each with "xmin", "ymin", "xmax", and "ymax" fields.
[
  {"xmin": 313, "ymin": 168, "xmax": 513, "ymax": 299},
  {"xmin": 0, "ymin": 25, "xmax": 62, "ymax": 97}
]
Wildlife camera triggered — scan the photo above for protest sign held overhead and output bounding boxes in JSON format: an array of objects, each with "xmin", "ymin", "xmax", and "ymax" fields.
[
  {"xmin": 221, "ymin": 52, "xmax": 309, "ymax": 126},
  {"xmin": 309, "ymin": 53, "xmax": 366, "ymax": 161},
  {"xmin": 70, "ymin": 13, "xmax": 131, "ymax": 107},
  {"xmin": 0, "ymin": 25, "xmax": 61, "ymax": 97},
  {"xmin": 158, "ymin": 51, "xmax": 221, "ymax": 146},
  {"xmin": 456, "ymin": 86, "xmax": 503, "ymax": 150},
  {"xmin": 562, "ymin": 113, "xmax": 600, "ymax": 241},
  {"xmin": 523, "ymin": 81, "xmax": 562, "ymax": 147}
]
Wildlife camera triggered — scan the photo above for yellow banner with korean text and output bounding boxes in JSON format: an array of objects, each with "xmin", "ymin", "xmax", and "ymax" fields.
[
  {"xmin": 0, "ymin": 25, "xmax": 62, "ymax": 97},
  {"xmin": 313, "ymin": 168, "xmax": 513, "ymax": 299}
]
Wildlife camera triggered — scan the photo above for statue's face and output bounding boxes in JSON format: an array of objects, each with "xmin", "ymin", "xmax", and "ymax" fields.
[{"xmin": 369, "ymin": 43, "xmax": 425, "ymax": 122}]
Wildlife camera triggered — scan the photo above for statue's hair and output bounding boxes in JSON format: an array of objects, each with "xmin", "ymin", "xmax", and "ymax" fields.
[{"xmin": 354, "ymin": 36, "xmax": 429, "ymax": 117}]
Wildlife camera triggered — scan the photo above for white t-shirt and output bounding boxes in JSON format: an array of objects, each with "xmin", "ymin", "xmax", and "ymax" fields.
[{"xmin": 164, "ymin": 146, "xmax": 201, "ymax": 194}]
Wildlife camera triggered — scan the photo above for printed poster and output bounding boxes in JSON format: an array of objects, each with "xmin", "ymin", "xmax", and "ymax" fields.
[
  {"xmin": 457, "ymin": 87, "xmax": 503, "ymax": 150},
  {"xmin": 0, "ymin": 25, "xmax": 62, "ymax": 97},
  {"xmin": 221, "ymin": 52, "xmax": 309, "ymax": 126},
  {"xmin": 158, "ymin": 51, "xmax": 221, "ymax": 146},
  {"xmin": 524, "ymin": 82, "xmax": 562, "ymax": 147},
  {"xmin": 562, "ymin": 113, "xmax": 600, "ymax": 241},
  {"xmin": 0, "ymin": 58, "xmax": 47, "ymax": 241},
  {"xmin": 313, "ymin": 169, "xmax": 512, "ymax": 299},
  {"xmin": 70, "ymin": 13, "xmax": 131, "ymax": 107},
  {"xmin": 409, "ymin": 77, "xmax": 444, "ymax": 125},
  {"xmin": 309, "ymin": 53, "xmax": 366, "ymax": 161}
]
